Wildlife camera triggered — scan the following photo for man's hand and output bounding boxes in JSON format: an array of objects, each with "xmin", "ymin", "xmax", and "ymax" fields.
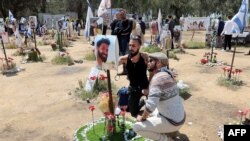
[
  {"xmin": 142, "ymin": 89, "xmax": 148, "ymax": 96},
  {"xmin": 136, "ymin": 115, "xmax": 146, "ymax": 122}
]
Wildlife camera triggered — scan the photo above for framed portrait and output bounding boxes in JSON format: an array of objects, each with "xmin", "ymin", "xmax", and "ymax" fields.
[
  {"xmin": 57, "ymin": 20, "xmax": 64, "ymax": 32},
  {"xmin": 89, "ymin": 17, "xmax": 103, "ymax": 36},
  {"xmin": 95, "ymin": 35, "xmax": 119, "ymax": 70},
  {"xmin": 29, "ymin": 16, "xmax": 37, "ymax": 29}
]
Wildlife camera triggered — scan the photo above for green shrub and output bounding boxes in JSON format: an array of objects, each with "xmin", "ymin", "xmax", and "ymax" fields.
[
  {"xmin": 140, "ymin": 45, "xmax": 161, "ymax": 53},
  {"xmin": 27, "ymin": 51, "xmax": 44, "ymax": 62},
  {"xmin": 168, "ymin": 51, "xmax": 180, "ymax": 61},
  {"xmin": 51, "ymin": 55, "xmax": 74, "ymax": 65},
  {"xmin": 217, "ymin": 77, "xmax": 243, "ymax": 90},
  {"xmin": 185, "ymin": 41, "xmax": 206, "ymax": 49},
  {"xmin": 6, "ymin": 42, "xmax": 17, "ymax": 49},
  {"xmin": 84, "ymin": 52, "xmax": 96, "ymax": 61}
]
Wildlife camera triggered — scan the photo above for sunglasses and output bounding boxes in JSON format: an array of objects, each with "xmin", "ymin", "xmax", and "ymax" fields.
[
  {"xmin": 149, "ymin": 58, "xmax": 156, "ymax": 62},
  {"xmin": 130, "ymin": 35, "xmax": 141, "ymax": 40}
]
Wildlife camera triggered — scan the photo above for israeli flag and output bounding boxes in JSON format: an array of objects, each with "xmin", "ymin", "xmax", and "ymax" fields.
[{"xmin": 232, "ymin": 0, "xmax": 249, "ymax": 33}]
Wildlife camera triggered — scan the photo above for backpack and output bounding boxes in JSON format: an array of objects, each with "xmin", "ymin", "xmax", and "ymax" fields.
[
  {"xmin": 117, "ymin": 87, "xmax": 129, "ymax": 107},
  {"xmin": 139, "ymin": 21, "xmax": 146, "ymax": 34}
]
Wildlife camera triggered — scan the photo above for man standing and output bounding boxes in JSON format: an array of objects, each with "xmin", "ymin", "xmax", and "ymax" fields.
[
  {"xmin": 115, "ymin": 10, "xmax": 133, "ymax": 56},
  {"xmin": 138, "ymin": 16, "xmax": 146, "ymax": 45},
  {"xmin": 115, "ymin": 9, "xmax": 133, "ymax": 75},
  {"xmin": 110, "ymin": 13, "xmax": 121, "ymax": 35},
  {"xmin": 221, "ymin": 15, "xmax": 234, "ymax": 51},
  {"xmin": 168, "ymin": 15, "xmax": 175, "ymax": 49},
  {"xmin": 133, "ymin": 52, "xmax": 185, "ymax": 141},
  {"xmin": 119, "ymin": 36, "xmax": 149, "ymax": 117},
  {"xmin": 216, "ymin": 17, "xmax": 225, "ymax": 48}
]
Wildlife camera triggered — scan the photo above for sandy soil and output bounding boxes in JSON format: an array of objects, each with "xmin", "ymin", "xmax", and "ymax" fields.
[{"xmin": 0, "ymin": 31, "xmax": 250, "ymax": 141}]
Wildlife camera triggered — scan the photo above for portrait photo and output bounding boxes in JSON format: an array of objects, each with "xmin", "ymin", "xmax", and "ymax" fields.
[
  {"xmin": 95, "ymin": 35, "xmax": 119, "ymax": 70},
  {"xmin": 29, "ymin": 16, "xmax": 37, "ymax": 29},
  {"xmin": 89, "ymin": 17, "xmax": 103, "ymax": 36}
]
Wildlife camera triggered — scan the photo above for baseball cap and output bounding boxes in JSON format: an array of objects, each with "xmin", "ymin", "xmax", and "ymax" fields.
[{"xmin": 149, "ymin": 52, "xmax": 168, "ymax": 66}]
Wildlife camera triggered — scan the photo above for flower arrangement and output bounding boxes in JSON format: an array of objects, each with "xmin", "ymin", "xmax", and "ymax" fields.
[
  {"xmin": 74, "ymin": 117, "xmax": 152, "ymax": 141},
  {"xmin": 201, "ymin": 52, "xmax": 218, "ymax": 64},
  {"xmin": 218, "ymin": 67, "xmax": 243, "ymax": 90},
  {"xmin": 222, "ymin": 67, "xmax": 243, "ymax": 81}
]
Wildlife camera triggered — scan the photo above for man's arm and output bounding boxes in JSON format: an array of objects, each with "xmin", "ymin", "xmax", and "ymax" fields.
[
  {"xmin": 118, "ymin": 54, "xmax": 128, "ymax": 65},
  {"xmin": 137, "ymin": 75, "xmax": 162, "ymax": 121},
  {"xmin": 221, "ymin": 22, "xmax": 227, "ymax": 36}
]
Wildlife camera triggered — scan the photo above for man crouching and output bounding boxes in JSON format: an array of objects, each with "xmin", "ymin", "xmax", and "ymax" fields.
[{"xmin": 133, "ymin": 52, "xmax": 185, "ymax": 141}]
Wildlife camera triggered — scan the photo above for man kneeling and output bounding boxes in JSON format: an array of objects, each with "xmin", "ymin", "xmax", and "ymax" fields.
[{"xmin": 133, "ymin": 52, "xmax": 185, "ymax": 141}]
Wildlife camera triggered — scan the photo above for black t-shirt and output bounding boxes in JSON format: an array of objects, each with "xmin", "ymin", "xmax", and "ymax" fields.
[
  {"xmin": 126, "ymin": 54, "xmax": 149, "ymax": 89},
  {"xmin": 139, "ymin": 21, "xmax": 146, "ymax": 34},
  {"xmin": 114, "ymin": 19, "xmax": 133, "ymax": 35}
]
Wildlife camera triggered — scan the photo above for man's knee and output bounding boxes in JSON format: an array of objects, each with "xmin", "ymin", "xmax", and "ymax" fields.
[{"xmin": 133, "ymin": 123, "xmax": 143, "ymax": 132}]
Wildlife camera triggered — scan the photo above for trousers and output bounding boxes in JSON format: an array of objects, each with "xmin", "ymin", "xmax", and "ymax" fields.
[{"xmin": 133, "ymin": 114, "xmax": 182, "ymax": 141}]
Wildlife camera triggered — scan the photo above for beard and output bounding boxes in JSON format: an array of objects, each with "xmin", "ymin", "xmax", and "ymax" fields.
[
  {"xmin": 148, "ymin": 64, "xmax": 157, "ymax": 72},
  {"xmin": 129, "ymin": 49, "xmax": 139, "ymax": 57},
  {"xmin": 98, "ymin": 52, "xmax": 108, "ymax": 62}
]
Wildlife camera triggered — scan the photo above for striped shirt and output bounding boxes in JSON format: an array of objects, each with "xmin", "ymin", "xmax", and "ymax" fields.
[{"xmin": 145, "ymin": 68, "xmax": 185, "ymax": 124}]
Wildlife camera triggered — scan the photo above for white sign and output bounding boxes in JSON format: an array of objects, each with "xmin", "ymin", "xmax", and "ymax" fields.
[
  {"xmin": 84, "ymin": 67, "xmax": 100, "ymax": 92},
  {"xmin": 183, "ymin": 17, "xmax": 210, "ymax": 31}
]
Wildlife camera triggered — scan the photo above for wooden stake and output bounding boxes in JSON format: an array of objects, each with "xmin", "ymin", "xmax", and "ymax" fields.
[
  {"xmin": 1, "ymin": 39, "xmax": 9, "ymax": 68},
  {"xmin": 32, "ymin": 28, "xmax": 41, "ymax": 55},
  {"xmin": 228, "ymin": 36, "xmax": 238, "ymax": 79},
  {"xmin": 106, "ymin": 69, "xmax": 116, "ymax": 132}
]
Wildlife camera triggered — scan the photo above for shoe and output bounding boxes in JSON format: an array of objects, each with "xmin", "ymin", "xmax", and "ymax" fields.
[{"xmin": 221, "ymin": 49, "xmax": 225, "ymax": 52}]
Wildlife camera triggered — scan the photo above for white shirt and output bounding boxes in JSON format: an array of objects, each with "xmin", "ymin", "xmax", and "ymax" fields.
[{"xmin": 221, "ymin": 20, "xmax": 234, "ymax": 35}]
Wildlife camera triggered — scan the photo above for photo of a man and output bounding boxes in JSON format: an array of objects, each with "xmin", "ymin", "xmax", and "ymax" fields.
[
  {"xmin": 96, "ymin": 38, "xmax": 110, "ymax": 68},
  {"xmin": 29, "ymin": 16, "xmax": 37, "ymax": 29}
]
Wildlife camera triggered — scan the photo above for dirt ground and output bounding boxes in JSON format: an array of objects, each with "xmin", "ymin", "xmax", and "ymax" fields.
[{"xmin": 0, "ymin": 31, "xmax": 250, "ymax": 141}]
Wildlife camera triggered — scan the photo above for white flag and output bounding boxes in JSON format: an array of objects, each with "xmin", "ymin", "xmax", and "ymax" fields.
[
  {"xmin": 97, "ymin": 0, "xmax": 111, "ymax": 17},
  {"xmin": 84, "ymin": 6, "xmax": 94, "ymax": 37},
  {"xmin": 158, "ymin": 9, "xmax": 162, "ymax": 34},
  {"xmin": 232, "ymin": 0, "xmax": 249, "ymax": 33}
]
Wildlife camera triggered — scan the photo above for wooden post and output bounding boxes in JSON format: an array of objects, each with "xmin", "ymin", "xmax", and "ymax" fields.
[
  {"xmin": 32, "ymin": 28, "xmax": 41, "ymax": 55},
  {"xmin": 107, "ymin": 69, "xmax": 114, "ymax": 115},
  {"xmin": 191, "ymin": 29, "xmax": 195, "ymax": 41},
  {"xmin": 228, "ymin": 36, "xmax": 238, "ymax": 79},
  {"xmin": 166, "ymin": 49, "xmax": 170, "ymax": 69},
  {"xmin": 106, "ymin": 69, "xmax": 116, "ymax": 132},
  {"xmin": 1, "ymin": 39, "xmax": 9, "ymax": 68},
  {"xmin": 61, "ymin": 32, "xmax": 63, "ymax": 49},
  {"xmin": 210, "ymin": 42, "xmax": 214, "ymax": 62}
]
